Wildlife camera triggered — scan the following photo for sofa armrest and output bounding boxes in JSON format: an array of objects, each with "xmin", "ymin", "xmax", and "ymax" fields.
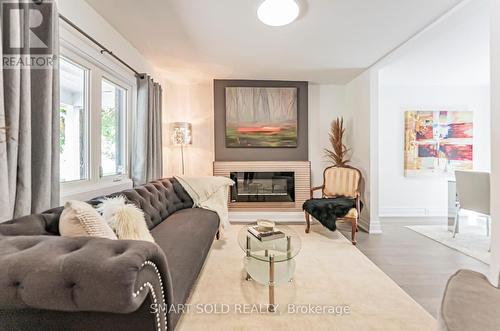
[
  {"xmin": 439, "ymin": 269, "xmax": 500, "ymax": 331},
  {"xmin": 0, "ymin": 235, "xmax": 171, "ymax": 330}
]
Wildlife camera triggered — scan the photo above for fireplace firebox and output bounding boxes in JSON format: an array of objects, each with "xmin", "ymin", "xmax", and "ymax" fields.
[{"xmin": 230, "ymin": 172, "xmax": 295, "ymax": 203}]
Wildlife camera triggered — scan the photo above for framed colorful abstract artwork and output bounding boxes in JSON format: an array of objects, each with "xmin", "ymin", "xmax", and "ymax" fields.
[
  {"xmin": 404, "ymin": 111, "xmax": 473, "ymax": 177},
  {"xmin": 225, "ymin": 87, "xmax": 298, "ymax": 147}
]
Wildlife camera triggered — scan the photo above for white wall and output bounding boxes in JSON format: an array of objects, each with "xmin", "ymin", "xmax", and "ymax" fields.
[
  {"xmin": 345, "ymin": 71, "xmax": 380, "ymax": 232},
  {"xmin": 162, "ymin": 81, "xmax": 351, "ymax": 183},
  {"xmin": 161, "ymin": 79, "xmax": 364, "ymax": 185},
  {"xmin": 162, "ymin": 79, "xmax": 214, "ymax": 177},
  {"xmin": 489, "ymin": 0, "xmax": 500, "ymax": 286},
  {"xmin": 379, "ymin": 84, "xmax": 490, "ymax": 216},
  {"xmin": 57, "ymin": 0, "xmax": 159, "ymax": 78},
  {"xmin": 308, "ymin": 75, "xmax": 379, "ymax": 233},
  {"xmin": 308, "ymin": 84, "xmax": 347, "ymax": 187},
  {"xmin": 376, "ymin": 0, "xmax": 490, "ymax": 218}
]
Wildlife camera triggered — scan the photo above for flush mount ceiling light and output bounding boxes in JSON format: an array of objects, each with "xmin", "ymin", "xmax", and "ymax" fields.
[{"xmin": 257, "ymin": 0, "xmax": 300, "ymax": 27}]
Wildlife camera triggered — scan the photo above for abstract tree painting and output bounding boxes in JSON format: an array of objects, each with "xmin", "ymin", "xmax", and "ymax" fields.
[
  {"xmin": 225, "ymin": 87, "xmax": 297, "ymax": 147},
  {"xmin": 404, "ymin": 111, "xmax": 473, "ymax": 176}
]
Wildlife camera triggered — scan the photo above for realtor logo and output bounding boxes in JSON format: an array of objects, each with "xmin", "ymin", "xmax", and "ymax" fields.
[{"xmin": 1, "ymin": 0, "xmax": 55, "ymax": 68}]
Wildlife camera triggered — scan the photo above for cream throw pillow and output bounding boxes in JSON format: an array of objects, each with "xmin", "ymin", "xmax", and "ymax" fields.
[
  {"xmin": 108, "ymin": 204, "xmax": 155, "ymax": 243},
  {"xmin": 60, "ymin": 200, "xmax": 117, "ymax": 240}
]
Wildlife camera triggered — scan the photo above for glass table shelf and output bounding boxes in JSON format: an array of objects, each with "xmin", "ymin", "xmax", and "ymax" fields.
[{"xmin": 237, "ymin": 224, "xmax": 302, "ymax": 312}]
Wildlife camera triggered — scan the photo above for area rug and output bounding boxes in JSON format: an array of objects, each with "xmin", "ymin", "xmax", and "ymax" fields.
[
  {"xmin": 176, "ymin": 224, "xmax": 435, "ymax": 331},
  {"xmin": 406, "ymin": 225, "xmax": 490, "ymax": 265}
]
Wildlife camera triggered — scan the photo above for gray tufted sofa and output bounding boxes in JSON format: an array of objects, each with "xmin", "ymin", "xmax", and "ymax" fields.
[{"xmin": 0, "ymin": 178, "xmax": 220, "ymax": 331}]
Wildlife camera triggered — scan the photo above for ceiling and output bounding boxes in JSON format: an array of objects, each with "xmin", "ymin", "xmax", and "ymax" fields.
[
  {"xmin": 85, "ymin": 0, "xmax": 463, "ymax": 84},
  {"xmin": 380, "ymin": 0, "xmax": 489, "ymax": 86}
]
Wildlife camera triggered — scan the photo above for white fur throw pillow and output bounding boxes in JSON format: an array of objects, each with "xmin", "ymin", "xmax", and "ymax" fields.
[
  {"xmin": 60, "ymin": 200, "xmax": 117, "ymax": 239},
  {"xmin": 108, "ymin": 204, "xmax": 155, "ymax": 243},
  {"xmin": 96, "ymin": 196, "xmax": 127, "ymax": 220}
]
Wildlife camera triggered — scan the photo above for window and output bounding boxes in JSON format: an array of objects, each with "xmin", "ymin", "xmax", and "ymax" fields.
[
  {"xmin": 101, "ymin": 79, "xmax": 126, "ymax": 177},
  {"xmin": 59, "ymin": 49, "xmax": 133, "ymax": 190},
  {"xmin": 59, "ymin": 58, "xmax": 88, "ymax": 183}
]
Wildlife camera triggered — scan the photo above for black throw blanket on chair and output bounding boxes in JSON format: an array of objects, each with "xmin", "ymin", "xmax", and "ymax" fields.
[{"xmin": 302, "ymin": 197, "xmax": 363, "ymax": 231}]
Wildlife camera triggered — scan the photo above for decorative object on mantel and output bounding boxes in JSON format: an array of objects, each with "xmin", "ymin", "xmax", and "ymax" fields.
[
  {"xmin": 404, "ymin": 111, "xmax": 473, "ymax": 177},
  {"xmin": 225, "ymin": 87, "xmax": 298, "ymax": 148},
  {"xmin": 324, "ymin": 117, "xmax": 350, "ymax": 166},
  {"xmin": 170, "ymin": 122, "xmax": 192, "ymax": 175}
]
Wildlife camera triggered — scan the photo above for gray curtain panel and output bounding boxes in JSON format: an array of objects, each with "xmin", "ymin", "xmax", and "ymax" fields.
[
  {"xmin": 132, "ymin": 75, "xmax": 163, "ymax": 186},
  {"xmin": 0, "ymin": 0, "xmax": 60, "ymax": 221}
]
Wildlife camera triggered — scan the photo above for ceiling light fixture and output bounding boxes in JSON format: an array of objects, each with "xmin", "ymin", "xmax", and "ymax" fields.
[{"xmin": 257, "ymin": 0, "xmax": 300, "ymax": 27}]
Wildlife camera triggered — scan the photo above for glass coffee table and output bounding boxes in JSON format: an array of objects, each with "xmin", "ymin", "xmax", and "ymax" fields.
[{"xmin": 237, "ymin": 224, "xmax": 302, "ymax": 312}]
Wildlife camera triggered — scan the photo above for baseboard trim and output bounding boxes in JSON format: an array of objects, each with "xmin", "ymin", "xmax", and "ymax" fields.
[
  {"xmin": 367, "ymin": 220, "xmax": 382, "ymax": 234},
  {"xmin": 379, "ymin": 207, "xmax": 448, "ymax": 218},
  {"xmin": 357, "ymin": 218, "xmax": 370, "ymax": 233}
]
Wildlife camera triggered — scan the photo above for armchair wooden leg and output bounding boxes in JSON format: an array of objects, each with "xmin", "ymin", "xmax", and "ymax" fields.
[
  {"xmin": 216, "ymin": 230, "xmax": 220, "ymax": 240},
  {"xmin": 305, "ymin": 212, "xmax": 311, "ymax": 233},
  {"xmin": 351, "ymin": 219, "xmax": 357, "ymax": 245}
]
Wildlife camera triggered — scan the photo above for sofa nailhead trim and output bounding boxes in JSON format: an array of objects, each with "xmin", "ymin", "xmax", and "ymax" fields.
[{"xmin": 132, "ymin": 260, "xmax": 167, "ymax": 331}]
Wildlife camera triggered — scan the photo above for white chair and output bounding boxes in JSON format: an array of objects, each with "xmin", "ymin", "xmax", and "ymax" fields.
[{"xmin": 453, "ymin": 170, "xmax": 490, "ymax": 238}]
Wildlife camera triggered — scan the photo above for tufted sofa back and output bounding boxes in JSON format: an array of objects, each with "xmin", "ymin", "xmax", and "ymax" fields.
[
  {"xmin": 104, "ymin": 178, "xmax": 193, "ymax": 229},
  {"xmin": 0, "ymin": 178, "xmax": 193, "ymax": 237}
]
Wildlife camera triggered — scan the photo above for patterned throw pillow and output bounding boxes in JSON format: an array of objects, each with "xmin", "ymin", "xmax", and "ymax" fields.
[{"xmin": 59, "ymin": 200, "xmax": 117, "ymax": 239}]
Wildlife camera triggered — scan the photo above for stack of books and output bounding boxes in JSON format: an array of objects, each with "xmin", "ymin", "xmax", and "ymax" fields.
[{"xmin": 247, "ymin": 225, "xmax": 285, "ymax": 242}]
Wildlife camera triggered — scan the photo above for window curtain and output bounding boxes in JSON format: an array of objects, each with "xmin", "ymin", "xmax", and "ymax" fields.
[
  {"xmin": 132, "ymin": 75, "xmax": 163, "ymax": 186},
  {"xmin": 0, "ymin": 0, "xmax": 60, "ymax": 221}
]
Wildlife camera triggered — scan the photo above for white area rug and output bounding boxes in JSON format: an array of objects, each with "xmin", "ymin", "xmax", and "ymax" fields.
[
  {"xmin": 177, "ymin": 224, "xmax": 435, "ymax": 331},
  {"xmin": 406, "ymin": 225, "xmax": 490, "ymax": 264}
]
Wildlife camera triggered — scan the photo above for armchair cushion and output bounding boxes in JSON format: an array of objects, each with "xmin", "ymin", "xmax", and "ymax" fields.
[
  {"xmin": 303, "ymin": 197, "xmax": 361, "ymax": 231},
  {"xmin": 345, "ymin": 208, "xmax": 358, "ymax": 218}
]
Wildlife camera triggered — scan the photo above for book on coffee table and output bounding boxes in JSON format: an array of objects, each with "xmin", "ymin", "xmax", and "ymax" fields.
[{"xmin": 247, "ymin": 226, "xmax": 285, "ymax": 242}]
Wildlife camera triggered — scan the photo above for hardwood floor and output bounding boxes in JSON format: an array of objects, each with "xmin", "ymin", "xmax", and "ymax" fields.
[{"xmin": 337, "ymin": 217, "xmax": 489, "ymax": 318}]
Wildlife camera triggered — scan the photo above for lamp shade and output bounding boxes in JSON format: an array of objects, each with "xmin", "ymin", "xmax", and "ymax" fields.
[{"xmin": 170, "ymin": 122, "xmax": 192, "ymax": 145}]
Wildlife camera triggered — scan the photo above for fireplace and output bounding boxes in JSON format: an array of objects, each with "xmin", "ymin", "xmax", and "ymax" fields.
[
  {"xmin": 213, "ymin": 161, "xmax": 310, "ymax": 211},
  {"xmin": 230, "ymin": 171, "xmax": 295, "ymax": 203}
]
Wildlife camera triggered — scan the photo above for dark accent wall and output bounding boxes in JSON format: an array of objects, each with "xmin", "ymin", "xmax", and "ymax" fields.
[{"xmin": 214, "ymin": 79, "xmax": 308, "ymax": 161}]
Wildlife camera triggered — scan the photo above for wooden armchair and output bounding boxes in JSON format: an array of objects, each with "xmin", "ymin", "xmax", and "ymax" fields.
[{"xmin": 304, "ymin": 165, "xmax": 362, "ymax": 245}]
